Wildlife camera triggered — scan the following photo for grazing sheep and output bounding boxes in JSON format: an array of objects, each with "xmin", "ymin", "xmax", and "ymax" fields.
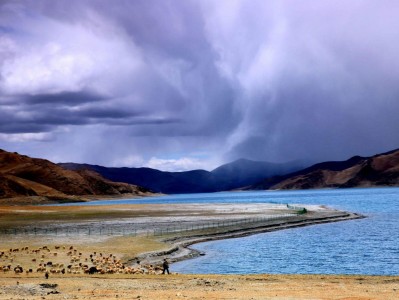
[
  {"xmin": 36, "ymin": 266, "xmax": 46, "ymax": 272},
  {"xmin": 1, "ymin": 266, "xmax": 9, "ymax": 273},
  {"xmin": 14, "ymin": 265, "xmax": 23, "ymax": 274},
  {"xmin": 0, "ymin": 244, "xmax": 138, "ymax": 278}
]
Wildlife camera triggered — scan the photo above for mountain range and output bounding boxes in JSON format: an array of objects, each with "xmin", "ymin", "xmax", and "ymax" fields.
[
  {"xmin": 59, "ymin": 159, "xmax": 304, "ymax": 194},
  {"xmin": 1, "ymin": 148, "xmax": 399, "ymax": 203},
  {"xmin": 61, "ymin": 148, "xmax": 399, "ymax": 193}
]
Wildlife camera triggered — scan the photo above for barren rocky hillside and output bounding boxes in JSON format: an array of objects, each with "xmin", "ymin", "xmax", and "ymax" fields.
[
  {"xmin": 267, "ymin": 149, "xmax": 399, "ymax": 190},
  {"xmin": 0, "ymin": 149, "xmax": 151, "ymax": 202}
]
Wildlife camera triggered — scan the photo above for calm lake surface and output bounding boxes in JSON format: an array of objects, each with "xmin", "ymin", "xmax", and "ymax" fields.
[{"xmin": 59, "ymin": 188, "xmax": 399, "ymax": 275}]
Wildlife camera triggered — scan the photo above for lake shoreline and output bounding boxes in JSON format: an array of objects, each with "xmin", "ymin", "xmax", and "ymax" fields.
[
  {"xmin": 135, "ymin": 209, "xmax": 365, "ymax": 267},
  {"xmin": 0, "ymin": 189, "xmax": 397, "ymax": 299}
]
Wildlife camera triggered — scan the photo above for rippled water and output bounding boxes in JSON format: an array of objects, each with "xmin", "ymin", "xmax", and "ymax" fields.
[
  {"xmin": 57, "ymin": 187, "xmax": 399, "ymax": 275},
  {"xmin": 171, "ymin": 188, "xmax": 399, "ymax": 275}
]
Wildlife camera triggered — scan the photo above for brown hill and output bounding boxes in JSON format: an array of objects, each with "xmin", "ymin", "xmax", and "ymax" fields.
[
  {"xmin": 0, "ymin": 149, "xmax": 152, "ymax": 203},
  {"xmin": 267, "ymin": 149, "xmax": 399, "ymax": 190}
]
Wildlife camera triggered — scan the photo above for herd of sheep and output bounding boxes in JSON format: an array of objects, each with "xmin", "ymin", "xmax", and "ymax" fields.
[{"xmin": 0, "ymin": 245, "xmax": 165, "ymax": 277}]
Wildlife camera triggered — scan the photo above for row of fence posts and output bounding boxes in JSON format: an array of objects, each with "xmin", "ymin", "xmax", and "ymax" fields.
[
  {"xmin": 1, "ymin": 227, "xmax": 138, "ymax": 237},
  {"xmin": 151, "ymin": 212, "xmax": 299, "ymax": 236},
  {"xmin": 1, "ymin": 206, "xmax": 306, "ymax": 237}
]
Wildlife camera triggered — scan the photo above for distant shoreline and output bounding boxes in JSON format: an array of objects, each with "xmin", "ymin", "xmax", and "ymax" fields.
[{"xmin": 0, "ymin": 192, "xmax": 163, "ymax": 206}]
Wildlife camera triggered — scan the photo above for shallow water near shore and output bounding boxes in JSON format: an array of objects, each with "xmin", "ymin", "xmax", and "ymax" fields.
[
  {"xmin": 169, "ymin": 188, "xmax": 399, "ymax": 275},
  {"xmin": 57, "ymin": 187, "xmax": 399, "ymax": 275}
]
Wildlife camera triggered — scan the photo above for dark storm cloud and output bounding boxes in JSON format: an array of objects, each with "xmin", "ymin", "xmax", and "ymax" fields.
[
  {"xmin": 205, "ymin": 0, "xmax": 399, "ymax": 163},
  {"xmin": 24, "ymin": 91, "xmax": 106, "ymax": 105},
  {"xmin": 0, "ymin": 122, "xmax": 51, "ymax": 134},
  {"xmin": 0, "ymin": 96, "xmax": 181, "ymax": 135},
  {"xmin": 1, "ymin": 0, "xmax": 399, "ymax": 170}
]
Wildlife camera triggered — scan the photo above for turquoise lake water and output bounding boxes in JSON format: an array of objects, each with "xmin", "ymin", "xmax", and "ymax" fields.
[{"xmin": 57, "ymin": 187, "xmax": 399, "ymax": 275}]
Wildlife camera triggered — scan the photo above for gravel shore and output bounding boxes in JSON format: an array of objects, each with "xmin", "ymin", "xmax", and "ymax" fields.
[{"xmin": 1, "ymin": 274, "xmax": 398, "ymax": 299}]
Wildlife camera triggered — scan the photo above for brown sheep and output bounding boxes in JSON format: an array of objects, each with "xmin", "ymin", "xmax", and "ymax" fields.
[{"xmin": 36, "ymin": 266, "xmax": 46, "ymax": 272}]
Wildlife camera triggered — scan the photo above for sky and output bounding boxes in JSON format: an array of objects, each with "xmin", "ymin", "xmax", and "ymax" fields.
[{"xmin": 1, "ymin": 0, "xmax": 399, "ymax": 171}]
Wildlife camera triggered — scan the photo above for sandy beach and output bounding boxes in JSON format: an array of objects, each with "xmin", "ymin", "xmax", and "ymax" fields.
[
  {"xmin": 1, "ymin": 273, "xmax": 398, "ymax": 299},
  {"xmin": 1, "ymin": 202, "xmax": 397, "ymax": 299}
]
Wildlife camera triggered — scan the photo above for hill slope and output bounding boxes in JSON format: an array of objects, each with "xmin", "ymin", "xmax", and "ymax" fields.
[
  {"xmin": 0, "ymin": 149, "xmax": 151, "ymax": 202},
  {"xmin": 249, "ymin": 149, "xmax": 399, "ymax": 190}
]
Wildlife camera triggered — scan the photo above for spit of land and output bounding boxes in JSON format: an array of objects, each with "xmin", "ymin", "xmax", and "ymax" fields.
[{"xmin": 0, "ymin": 201, "xmax": 397, "ymax": 299}]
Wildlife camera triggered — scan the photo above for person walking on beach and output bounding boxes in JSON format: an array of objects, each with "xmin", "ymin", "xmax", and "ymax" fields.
[{"xmin": 162, "ymin": 258, "xmax": 170, "ymax": 274}]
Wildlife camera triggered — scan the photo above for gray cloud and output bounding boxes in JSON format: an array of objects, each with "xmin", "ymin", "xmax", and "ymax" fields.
[
  {"xmin": 24, "ymin": 91, "xmax": 106, "ymax": 105},
  {"xmin": 0, "ymin": 0, "xmax": 398, "ymax": 170}
]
